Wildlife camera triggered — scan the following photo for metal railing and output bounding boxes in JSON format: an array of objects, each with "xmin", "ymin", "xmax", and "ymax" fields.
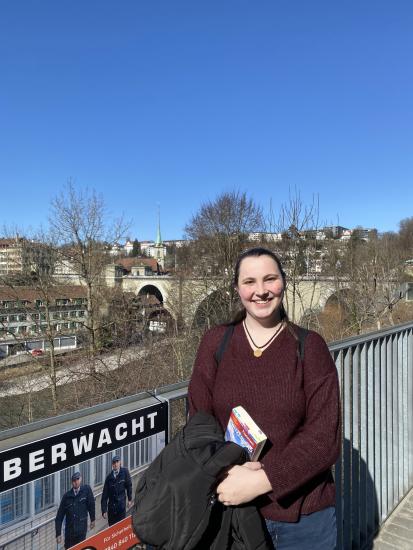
[
  {"xmin": 331, "ymin": 320, "xmax": 413, "ymax": 548},
  {"xmin": 1, "ymin": 321, "xmax": 412, "ymax": 549}
]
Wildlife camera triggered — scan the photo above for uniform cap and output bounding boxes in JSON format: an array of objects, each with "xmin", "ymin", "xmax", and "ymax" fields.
[
  {"xmin": 71, "ymin": 471, "xmax": 81, "ymax": 481},
  {"xmin": 112, "ymin": 455, "xmax": 121, "ymax": 463}
]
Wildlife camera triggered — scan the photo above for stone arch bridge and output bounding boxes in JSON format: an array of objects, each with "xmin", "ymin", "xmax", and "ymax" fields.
[{"xmin": 112, "ymin": 274, "xmax": 344, "ymax": 325}]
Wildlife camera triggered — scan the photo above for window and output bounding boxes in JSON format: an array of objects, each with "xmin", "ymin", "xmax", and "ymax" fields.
[
  {"xmin": 128, "ymin": 438, "xmax": 153, "ymax": 470},
  {"xmin": 129, "ymin": 442, "xmax": 135, "ymax": 468},
  {"xmin": 0, "ymin": 486, "xmax": 28, "ymax": 525},
  {"xmin": 31, "ymin": 313, "xmax": 40, "ymax": 320},
  {"xmin": 105, "ymin": 451, "xmax": 113, "ymax": 476},
  {"xmin": 123, "ymin": 446, "xmax": 129, "ymax": 468},
  {"xmin": 94, "ymin": 455, "xmax": 103, "ymax": 486},
  {"xmin": 78, "ymin": 310, "xmax": 85, "ymax": 317},
  {"xmin": 61, "ymin": 311, "xmax": 68, "ymax": 318},
  {"xmin": 407, "ymin": 283, "xmax": 413, "ymax": 301},
  {"xmin": 34, "ymin": 475, "xmax": 55, "ymax": 513},
  {"xmin": 60, "ymin": 467, "xmax": 75, "ymax": 496},
  {"xmin": 70, "ymin": 310, "xmax": 77, "ymax": 317},
  {"xmin": 19, "ymin": 314, "xmax": 27, "ymax": 321},
  {"xmin": 35, "ymin": 300, "xmax": 43, "ymax": 307},
  {"xmin": 79, "ymin": 462, "xmax": 90, "ymax": 486},
  {"xmin": 8, "ymin": 315, "xmax": 17, "ymax": 322},
  {"xmin": 53, "ymin": 312, "xmax": 60, "ymax": 320}
]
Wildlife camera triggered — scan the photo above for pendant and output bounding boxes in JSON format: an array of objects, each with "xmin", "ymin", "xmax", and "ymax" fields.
[{"xmin": 253, "ymin": 349, "xmax": 262, "ymax": 358}]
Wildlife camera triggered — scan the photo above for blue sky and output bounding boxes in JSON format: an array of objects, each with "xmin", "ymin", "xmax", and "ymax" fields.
[{"xmin": 1, "ymin": 1, "xmax": 412, "ymax": 240}]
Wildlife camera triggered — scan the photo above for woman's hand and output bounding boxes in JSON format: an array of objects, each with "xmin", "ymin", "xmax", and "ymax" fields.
[{"xmin": 216, "ymin": 462, "xmax": 272, "ymax": 506}]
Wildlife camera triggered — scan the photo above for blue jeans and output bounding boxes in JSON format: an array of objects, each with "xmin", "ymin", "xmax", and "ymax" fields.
[{"xmin": 265, "ymin": 506, "xmax": 337, "ymax": 550}]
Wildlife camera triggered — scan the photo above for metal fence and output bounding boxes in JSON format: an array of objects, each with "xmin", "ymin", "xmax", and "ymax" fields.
[
  {"xmin": 331, "ymin": 320, "xmax": 413, "ymax": 549},
  {"xmin": 1, "ymin": 321, "xmax": 413, "ymax": 549}
]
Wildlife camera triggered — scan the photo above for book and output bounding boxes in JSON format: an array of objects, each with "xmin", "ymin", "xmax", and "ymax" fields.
[{"xmin": 225, "ymin": 406, "xmax": 267, "ymax": 461}]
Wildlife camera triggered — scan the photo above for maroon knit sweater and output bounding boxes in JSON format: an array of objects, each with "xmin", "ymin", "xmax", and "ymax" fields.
[{"xmin": 188, "ymin": 322, "xmax": 341, "ymax": 522}]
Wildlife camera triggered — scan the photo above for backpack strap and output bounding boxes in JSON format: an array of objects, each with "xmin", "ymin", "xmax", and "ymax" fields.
[
  {"xmin": 297, "ymin": 326, "xmax": 309, "ymax": 362},
  {"xmin": 214, "ymin": 324, "xmax": 235, "ymax": 366}
]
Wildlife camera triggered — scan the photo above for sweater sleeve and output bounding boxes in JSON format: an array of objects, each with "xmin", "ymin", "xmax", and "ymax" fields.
[
  {"xmin": 265, "ymin": 331, "xmax": 341, "ymax": 503},
  {"xmin": 187, "ymin": 326, "xmax": 225, "ymax": 416}
]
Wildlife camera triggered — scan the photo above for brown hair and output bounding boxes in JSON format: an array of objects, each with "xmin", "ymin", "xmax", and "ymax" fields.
[{"xmin": 230, "ymin": 247, "xmax": 289, "ymax": 324}]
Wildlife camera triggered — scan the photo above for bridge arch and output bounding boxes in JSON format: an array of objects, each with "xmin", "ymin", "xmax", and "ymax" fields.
[
  {"xmin": 138, "ymin": 284, "xmax": 164, "ymax": 304},
  {"xmin": 192, "ymin": 289, "xmax": 232, "ymax": 330},
  {"xmin": 323, "ymin": 288, "xmax": 352, "ymax": 308}
]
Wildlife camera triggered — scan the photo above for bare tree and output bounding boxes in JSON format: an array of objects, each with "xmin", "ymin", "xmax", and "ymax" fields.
[
  {"xmin": 0, "ymin": 234, "xmax": 65, "ymax": 414},
  {"xmin": 184, "ymin": 191, "xmax": 263, "ymax": 322},
  {"xmin": 399, "ymin": 217, "xmax": 413, "ymax": 259},
  {"xmin": 49, "ymin": 182, "xmax": 129, "ymax": 354},
  {"xmin": 267, "ymin": 189, "xmax": 322, "ymax": 323},
  {"xmin": 323, "ymin": 232, "xmax": 406, "ymax": 336}
]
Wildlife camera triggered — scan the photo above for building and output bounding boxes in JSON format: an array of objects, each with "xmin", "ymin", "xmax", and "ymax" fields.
[
  {"xmin": 323, "ymin": 226, "xmax": 349, "ymax": 239},
  {"xmin": 339, "ymin": 229, "xmax": 352, "ymax": 241},
  {"xmin": 0, "ymin": 237, "xmax": 26, "ymax": 276},
  {"xmin": 114, "ymin": 257, "xmax": 161, "ymax": 275},
  {"xmin": 0, "ymin": 285, "xmax": 87, "ymax": 358},
  {"xmin": 123, "ymin": 240, "xmax": 133, "ymax": 255},
  {"xmin": 351, "ymin": 227, "xmax": 378, "ymax": 241},
  {"xmin": 163, "ymin": 239, "xmax": 187, "ymax": 248},
  {"xmin": 248, "ymin": 232, "xmax": 283, "ymax": 242},
  {"xmin": 109, "ymin": 240, "xmax": 135, "ymax": 257}
]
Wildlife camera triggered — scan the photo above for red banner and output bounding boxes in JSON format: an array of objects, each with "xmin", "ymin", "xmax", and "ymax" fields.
[{"xmin": 70, "ymin": 516, "xmax": 140, "ymax": 550}]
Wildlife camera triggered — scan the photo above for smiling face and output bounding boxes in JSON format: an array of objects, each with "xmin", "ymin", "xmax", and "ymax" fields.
[{"xmin": 236, "ymin": 254, "xmax": 285, "ymax": 325}]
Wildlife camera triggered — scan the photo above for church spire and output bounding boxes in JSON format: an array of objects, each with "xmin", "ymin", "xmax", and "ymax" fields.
[{"xmin": 155, "ymin": 204, "xmax": 162, "ymax": 246}]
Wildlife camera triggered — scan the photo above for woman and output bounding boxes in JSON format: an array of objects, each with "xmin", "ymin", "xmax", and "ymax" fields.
[{"xmin": 188, "ymin": 247, "xmax": 341, "ymax": 549}]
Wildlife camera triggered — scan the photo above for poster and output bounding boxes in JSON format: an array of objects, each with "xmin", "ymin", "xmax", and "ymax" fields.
[{"xmin": 0, "ymin": 400, "xmax": 167, "ymax": 550}]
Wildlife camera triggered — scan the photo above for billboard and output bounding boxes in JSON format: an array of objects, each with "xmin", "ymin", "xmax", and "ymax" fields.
[{"xmin": 0, "ymin": 399, "xmax": 168, "ymax": 550}]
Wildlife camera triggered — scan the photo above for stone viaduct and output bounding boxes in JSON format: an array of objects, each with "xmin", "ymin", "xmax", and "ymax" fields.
[{"xmin": 108, "ymin": 271, "xmax": 341, "ymax": 325}]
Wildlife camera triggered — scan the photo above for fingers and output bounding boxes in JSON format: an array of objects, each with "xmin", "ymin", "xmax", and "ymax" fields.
[{"xmin": 242, "ymin": 461, "xmax": 262, "ymax": 471}]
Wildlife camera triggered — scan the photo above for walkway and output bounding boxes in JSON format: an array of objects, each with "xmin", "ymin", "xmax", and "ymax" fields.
[{"xmin": 373, "ymin": 488, "xmax": 413, "ymax": 549}]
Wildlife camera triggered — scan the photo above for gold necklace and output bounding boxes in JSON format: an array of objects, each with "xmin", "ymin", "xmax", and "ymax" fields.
[{"xmin": 243, "ymin": 320, "xmax": 284, "ymax": 357}]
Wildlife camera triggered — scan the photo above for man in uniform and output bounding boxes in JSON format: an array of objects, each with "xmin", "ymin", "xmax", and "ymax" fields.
[
  {"xmin": 55, "ymin": 471, "xmax": 95, "ymax": 549},
  {"xmin": 101, "ymin": 455, "xmax": 133, "ymax": 526}
]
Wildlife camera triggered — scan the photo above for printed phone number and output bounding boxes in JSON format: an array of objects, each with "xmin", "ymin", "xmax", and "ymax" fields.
[{"xmin": 103, "ymin": 533, "xmax": 137, "ymax": 550}]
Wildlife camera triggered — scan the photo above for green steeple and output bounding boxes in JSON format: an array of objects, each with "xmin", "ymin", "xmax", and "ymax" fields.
[{"xmin": 155, "ymin": 205, "xmax": 162, "ymax": 246}]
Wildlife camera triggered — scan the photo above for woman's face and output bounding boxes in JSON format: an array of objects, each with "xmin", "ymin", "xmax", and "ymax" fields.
[{"xmin": 236, "ymin": 254, "xmax": 284, "ymax": 323}]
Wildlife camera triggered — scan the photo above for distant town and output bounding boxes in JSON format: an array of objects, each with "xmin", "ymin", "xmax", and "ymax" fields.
[{"xmin": 1, "ymin": 218, "xmax": 412, "ymax": 362}]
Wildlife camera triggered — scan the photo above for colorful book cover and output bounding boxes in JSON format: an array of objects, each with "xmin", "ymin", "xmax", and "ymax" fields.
[{"xmin": 225, "ymin": 406, "xmax": 267, "ymax": 461}]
